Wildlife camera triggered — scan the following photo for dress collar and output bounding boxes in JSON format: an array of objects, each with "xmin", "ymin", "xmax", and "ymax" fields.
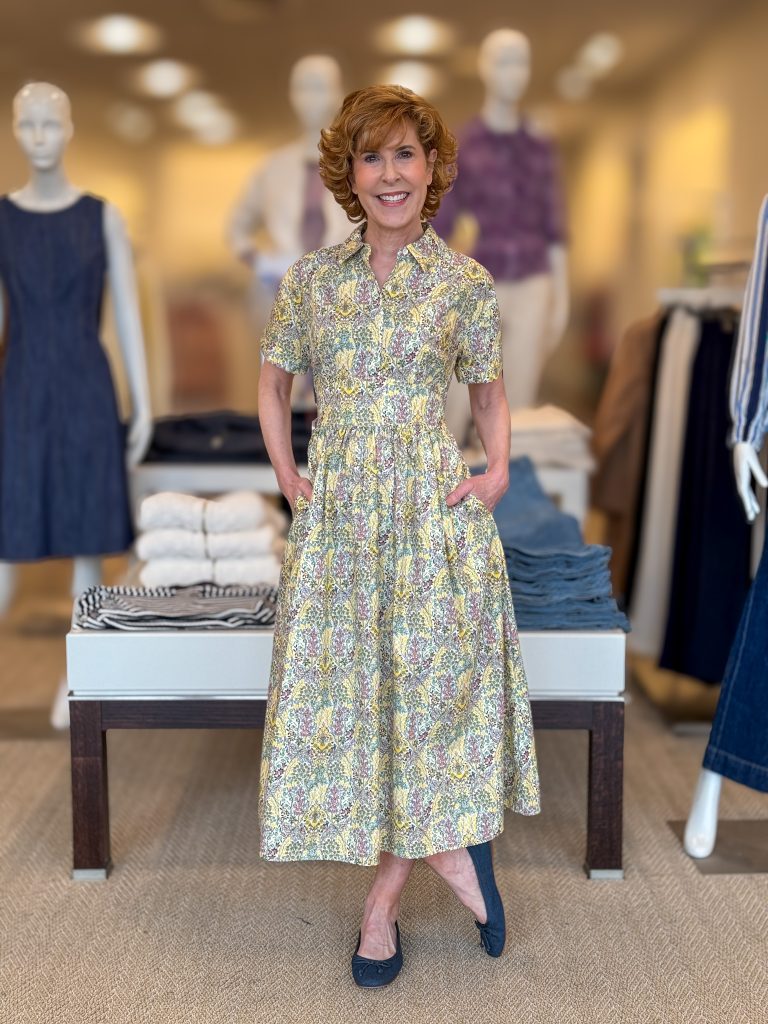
[{"xmin": 339, "ymin": 223, "xmax": 443, "ymax": 272}]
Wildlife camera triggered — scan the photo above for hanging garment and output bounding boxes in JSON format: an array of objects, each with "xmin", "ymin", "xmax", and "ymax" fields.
[
  {"xmin": 659, "ymin": 314, "xmax": 752, "ymax": 683},
  {"xmin": 703, "ymin": 533, "xmax": 768, "ymax": 792},
  {"xmin": 258, "ymin": 225, "xmax": 540, "ymax": 866},
  {"xmin": 729, "ymin": 193, "xmax": 768, "ymax": 447},
  {"xmin": 591, "ymin": 313, "xmax": 666, "ymax": 598},
  {"xmin": 0, "ymin": 194, "xmax": 133, "ymax": 560},
  {"xmin": 700, "ymin": 193, "xmax": 768, "ymax": 791},
  {"xmin": 628, "ymin": 308, "xmax": 700, "ymax": 656}
]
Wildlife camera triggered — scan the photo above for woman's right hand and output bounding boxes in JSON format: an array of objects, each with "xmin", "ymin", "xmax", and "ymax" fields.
[{"xmin": 282, "ymin": 475, "xmax": 314, "ymax": 512}]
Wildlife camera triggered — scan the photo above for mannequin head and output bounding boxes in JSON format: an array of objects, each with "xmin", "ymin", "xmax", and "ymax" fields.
[
  {"xmin": 13, "ymin": 82, "xmax": 73, "ymax": 171},
  {"xmin": 478, "ymin": 29, "xmax": 531, "ymax": 105},
  {"xmin": 289, "ymin": 55, "xmax": 343, "ymax": 132}
]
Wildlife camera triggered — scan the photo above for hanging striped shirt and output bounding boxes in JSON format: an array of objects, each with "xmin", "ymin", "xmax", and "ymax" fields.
[{"xmin": 730, "ymin": 194, "xmax": 768, "ymax": 447}]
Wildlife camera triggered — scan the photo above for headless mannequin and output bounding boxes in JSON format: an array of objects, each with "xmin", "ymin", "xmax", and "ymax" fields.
[
  {"xmin": 227, "ymin": 55, "xmax": 349, "ymax": 407},
  {"xmin": 684, "ymin": 442, "xmax": 766, "ymax": 857},
  {"xmin": 0, "ymin": 84, "xmax": 151, "ymax": 723},
  {"xmin": 437, "ymin": 29, "xmax": 569, "ymax": 444}
]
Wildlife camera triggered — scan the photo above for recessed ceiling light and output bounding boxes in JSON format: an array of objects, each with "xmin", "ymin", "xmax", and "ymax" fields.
[
  {"xmin": 107, "ymin": 102, "xmax": 156, "ymax": 143},
  {"xmin": 133, "ymin": 60, "xmax": 198, "ymax": 99},
  {"xmin": 577, "ymin": 33, "xmax": 624, "ymax": 77},
  {"xmin": 173, "ymin": 91, "xmax": 227, "ymax": 130},
  {"xmin": 375, "ymin": 16, "xmax": 456, "ymax": 57},
  {"xmin": 556, "ymin": 67, "xmax": 592, "ymax": 102},
  {"xmin": 193, "ymin": 109, "xmax": 239, "ymax": 146},
  {"xmin": 380, "ymin": 61, "xmax": 444, "ymax": 99},
  {"xmin": 73, "ymin": 15, "xmax": 163, "ymax": 55}
]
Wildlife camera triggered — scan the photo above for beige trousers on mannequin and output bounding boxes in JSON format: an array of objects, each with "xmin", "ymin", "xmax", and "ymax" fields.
[{"xmin": 445, "ymin": 273, "xmax": 554, "ymax": 445}]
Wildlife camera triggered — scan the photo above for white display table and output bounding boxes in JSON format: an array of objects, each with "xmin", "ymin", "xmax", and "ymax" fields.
[{"xmin": 67, "ymin": 626, "xmax": 625, "ymax": 882}]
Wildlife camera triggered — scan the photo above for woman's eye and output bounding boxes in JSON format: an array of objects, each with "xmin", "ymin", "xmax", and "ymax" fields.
[
  {"xmin": 362, "ymin": 153, "xmax": 379, "ymax": 164},
  {"xmin": 397, "ymin": 150, "xmax": 414, "ymax": 159}
]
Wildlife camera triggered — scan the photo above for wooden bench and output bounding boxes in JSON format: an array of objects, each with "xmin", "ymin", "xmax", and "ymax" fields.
[{"xmin": 67, "ymin": 627, "xmax": 625, "ymax": 881}]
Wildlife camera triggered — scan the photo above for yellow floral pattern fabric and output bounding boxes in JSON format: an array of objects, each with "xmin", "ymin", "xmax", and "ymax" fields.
[{"xmin": 258, "ymin": 225, "xmax": 540, "ymax": 865}]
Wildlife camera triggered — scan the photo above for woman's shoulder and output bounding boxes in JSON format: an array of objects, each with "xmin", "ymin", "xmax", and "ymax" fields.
[
  {"xmin": 287, "ymin": 231, "xmax": 361, "ymax": 285},
  {"xmin": 437, "ymin": 243, "xmax": 495, "ymax": 291}
]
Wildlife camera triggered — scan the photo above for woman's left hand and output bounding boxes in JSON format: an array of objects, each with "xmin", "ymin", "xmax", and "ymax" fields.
[{"xmin": 445, "ymin": 469, "xmax": 508, "ymax": 512}]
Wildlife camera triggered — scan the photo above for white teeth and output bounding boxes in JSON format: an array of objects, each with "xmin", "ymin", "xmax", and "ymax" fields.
[{"xmin": 379, "ymin": 193, "xmax": 408, "ymax": 202}]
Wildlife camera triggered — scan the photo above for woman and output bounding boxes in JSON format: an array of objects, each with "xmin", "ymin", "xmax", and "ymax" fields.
[{"xmin": 257, "ymin": 84, "xmax": 540, "ymax": 987}]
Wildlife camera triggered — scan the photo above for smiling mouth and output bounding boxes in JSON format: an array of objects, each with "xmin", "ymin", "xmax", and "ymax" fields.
[{"xmin": 377, "ymin": 192, "xmax": 409, "ymax": 205}]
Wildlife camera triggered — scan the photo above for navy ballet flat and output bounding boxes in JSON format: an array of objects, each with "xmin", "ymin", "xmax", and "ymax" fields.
[
  {"xmin": 351, "ymin": 921, "xmax": 403, "ymax": 988},
  {"xmin": 467, "ymin": 841, "xmax": 506, "ymax": 957}
]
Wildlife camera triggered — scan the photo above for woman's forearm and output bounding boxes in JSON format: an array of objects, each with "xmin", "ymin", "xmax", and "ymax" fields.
[
  {"xmin": 258, "ymin": 363, "xmax": 301, "ymax": 492},
  {"xmin": 470, "ymin": 380, "xmax": 510, "ymax": 481}
]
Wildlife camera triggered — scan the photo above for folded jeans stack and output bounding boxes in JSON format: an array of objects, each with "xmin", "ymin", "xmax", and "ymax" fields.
[
  {"xmin": 136, "ymin": 491, "xmax": 288, "ymax": 588},
  {"xmin": 479, "ymin": 457, "xmax": 629, "ymax": 632}
]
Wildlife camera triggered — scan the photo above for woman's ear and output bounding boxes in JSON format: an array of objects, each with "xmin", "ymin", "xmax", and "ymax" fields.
[{"xmin": 426, "ymin": 147, "xmax": 437, "ymax": 184}]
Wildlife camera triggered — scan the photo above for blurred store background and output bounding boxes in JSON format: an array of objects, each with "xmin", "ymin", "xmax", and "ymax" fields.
[{"xmin": 2, "ymin": 0, "xmax": 765, "ymax": 421}]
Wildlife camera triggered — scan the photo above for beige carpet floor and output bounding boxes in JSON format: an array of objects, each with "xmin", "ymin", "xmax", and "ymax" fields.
[{"xmin": 0, "ymin": 611, "xmax": 767, "ymax": 1022}]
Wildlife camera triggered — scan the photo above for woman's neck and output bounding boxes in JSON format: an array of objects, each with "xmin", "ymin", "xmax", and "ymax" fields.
[{"xmin": 363, "ymin": 219, "xmax": 424, "ymax": 262}]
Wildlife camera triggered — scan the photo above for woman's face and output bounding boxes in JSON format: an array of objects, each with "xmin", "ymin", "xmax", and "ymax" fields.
[{"xmin": 349, "ymin": 120, "xmax": 436, "ymax": 237}]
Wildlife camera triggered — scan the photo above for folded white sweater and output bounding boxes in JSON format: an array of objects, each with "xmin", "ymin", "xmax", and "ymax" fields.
[
  {"xmin": 139, "ymin": 556, "xmax": 282, "ymax": 589},
  {"xmin": 139, "ymin": 491, "xmax": 288, "ymax": 534},
  {"xmin": 136, "ymin": 524, "xmax": 284, "ymax": 561}
]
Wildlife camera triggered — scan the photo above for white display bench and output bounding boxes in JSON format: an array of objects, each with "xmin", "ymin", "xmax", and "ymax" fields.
[{"xmin": 67, "ymin": 627, "xmax": 625, "ymax": 882}]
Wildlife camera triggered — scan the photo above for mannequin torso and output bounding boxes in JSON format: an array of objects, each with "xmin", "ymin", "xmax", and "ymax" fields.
[{"xmin": 433, "ymin": 30, "xmax": 568, "ymax": 438}]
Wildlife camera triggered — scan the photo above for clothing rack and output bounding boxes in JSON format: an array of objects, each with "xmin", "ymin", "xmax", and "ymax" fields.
[{"xmin": 656, "ymin": 285, "xmax": 745, "ymax": 311}]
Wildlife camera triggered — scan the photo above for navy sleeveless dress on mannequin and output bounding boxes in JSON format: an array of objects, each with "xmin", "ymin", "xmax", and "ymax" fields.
[{"xmin": 0, "ymin": 194, "xmax": 134, "ymax": 560}]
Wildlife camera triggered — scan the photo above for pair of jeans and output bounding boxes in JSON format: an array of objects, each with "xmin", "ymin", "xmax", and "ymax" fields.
[
  {"xmin": 659, "ymin": 315, "xmax": 752, "ymax": 683},
  {"xmin": 703, "ymin": 534, "xmax": 768, "ymax": 792},
  {"xmin": 485, "ymin": 459, "xmax": 630, "ymax": 631}
]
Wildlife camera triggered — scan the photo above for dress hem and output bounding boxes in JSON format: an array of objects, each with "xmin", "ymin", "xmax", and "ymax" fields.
[{"xmin": 259, "ymin": 802, "xmax": 541, "ymax": 866}]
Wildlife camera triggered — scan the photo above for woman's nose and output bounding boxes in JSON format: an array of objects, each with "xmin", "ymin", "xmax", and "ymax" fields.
[{"xmin": 381, "ymin": 158, "xmax": 400, "ymax": 182}]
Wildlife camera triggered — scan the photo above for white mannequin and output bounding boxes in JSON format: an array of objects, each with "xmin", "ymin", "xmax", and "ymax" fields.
[
  {"xmin": 442, "ymin": 29, "xmax": 570, "ymax": 444},
  {"xmin": 684, "ymin": 441, "xmax": 766, "ymax": 857},
  {"xmin": 228, "ymin": 55, "xmax": 350, "ymax": 279},
  {"xmin": 0, "ymin": 83, "xmax": 152, "ymax": 725},
  {"xmin": 228, "ymin": 55, "xmax": 350, "ymax": 408}
]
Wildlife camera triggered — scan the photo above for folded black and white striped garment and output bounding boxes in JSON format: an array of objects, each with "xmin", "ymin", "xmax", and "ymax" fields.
[{"xmin": 73, "ymin": 583, "xmax": 278, "ymax": 632}]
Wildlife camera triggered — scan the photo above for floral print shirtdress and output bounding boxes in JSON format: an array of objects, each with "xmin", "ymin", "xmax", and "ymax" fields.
[{"xmin": 258, "ymin": 224, "xmax": 540, "ymax": 865}]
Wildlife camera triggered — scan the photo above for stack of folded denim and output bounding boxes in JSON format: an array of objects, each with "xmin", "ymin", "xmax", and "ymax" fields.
[{"xmin": 478, "ymin": 457, "xmax": 629, "ymax": 632}]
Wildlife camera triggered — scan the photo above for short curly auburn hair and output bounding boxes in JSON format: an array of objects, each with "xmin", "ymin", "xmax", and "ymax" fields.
[{"xmin": 318, "ymin": 84, "xmax": 458, "ymax": 223}]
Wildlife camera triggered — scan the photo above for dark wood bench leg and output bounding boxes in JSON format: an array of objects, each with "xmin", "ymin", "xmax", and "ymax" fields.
[
  {"xmin": 586, "ymin": 701, "xmax": 624, "ymax": 879},
  {"xmin": 70, "ymin": 700, "xmax": 112, "ymax": 880}
]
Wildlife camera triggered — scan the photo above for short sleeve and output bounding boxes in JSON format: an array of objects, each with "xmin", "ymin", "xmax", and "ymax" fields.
[
  {"xmin": 454, "ymin": 267, "xmax": 503, "ymax": 383},
  {"xmin": 260, "ymin": 262, "xmax": 311, "ymax": 374},
  {"xmin": 541, "ymin": 140, "xmax": 568, "ymax": 245}
]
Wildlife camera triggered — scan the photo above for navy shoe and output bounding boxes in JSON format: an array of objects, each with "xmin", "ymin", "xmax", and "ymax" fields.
[
  {"xmin": 351, "ymin": 921, "xmax": 403, "ymax": 988},
  {"xmin": 467, "ymin": 841, "xmax": 506, "ymax": 957}
]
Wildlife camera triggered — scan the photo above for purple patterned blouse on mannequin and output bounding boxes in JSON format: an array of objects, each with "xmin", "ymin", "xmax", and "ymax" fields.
[{"xmin": 432, "ymin": 117, "xmax": 567, "ymax": 283}]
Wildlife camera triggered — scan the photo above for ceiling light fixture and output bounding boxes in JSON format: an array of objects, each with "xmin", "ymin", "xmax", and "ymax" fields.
[
  {"xmin": 380, "ymin": 61, "xmax": 444, "ymax": 98},
  {"xmin": 374, "ymin": 16, "xmax": 456, "ymax": 57},
  {"xmin": 577, "ymin": 32, "xmax": 624, "ymax": 77},
  {"xmin": 133, "ymin": 60, "xmax": 198, "ymax": 99},
  {"xmin": 73, "ymin": 15, "xmax": 163, "ymax": 55},
  {"xmin": 193, "ymin": 109, "xmax": 240, "ymax": 146},
  {"xmin": 173, "ymin": 90, "xmax": 225, "ymax": 130}
]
